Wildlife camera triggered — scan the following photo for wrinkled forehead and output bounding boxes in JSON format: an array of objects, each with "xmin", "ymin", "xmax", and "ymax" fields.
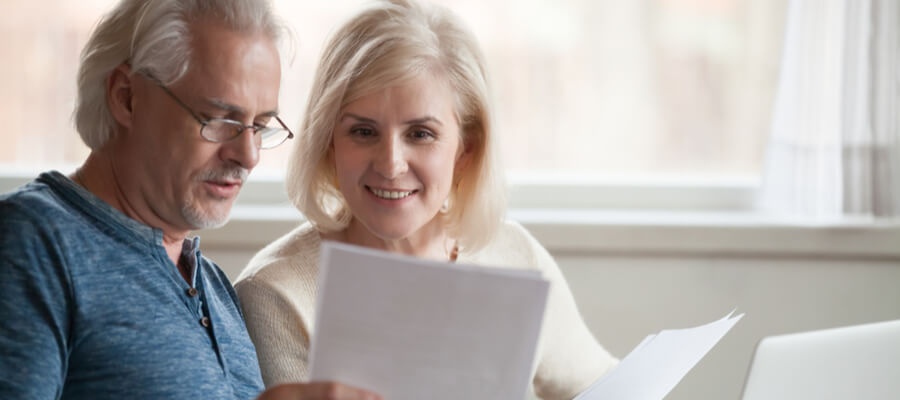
[
  {"xmin": 187, "ymin": 17, "xmax": 280, "ymax": 74},
  {"xmin": 176, "ymin": 18, "xmax": 282, "ymax": 111}
]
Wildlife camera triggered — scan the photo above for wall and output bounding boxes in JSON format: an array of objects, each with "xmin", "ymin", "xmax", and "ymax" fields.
[
  {"xmin": 200, "ymin": 214, "xmax": 900, "ymax": 400},
  {"xmin": 560, "ymin": 254, "xmax": 900, "ymax": 400}
]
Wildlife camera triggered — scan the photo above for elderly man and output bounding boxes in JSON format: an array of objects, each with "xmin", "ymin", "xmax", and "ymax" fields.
[{"xmin": 0, "ymin": 1, "xmax": 377, "ymax": 399}]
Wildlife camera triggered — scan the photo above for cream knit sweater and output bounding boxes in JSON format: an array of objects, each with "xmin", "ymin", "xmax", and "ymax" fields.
[{"xmin": 235, "ymin": 220, "xmax": 617, "ymax": 400}]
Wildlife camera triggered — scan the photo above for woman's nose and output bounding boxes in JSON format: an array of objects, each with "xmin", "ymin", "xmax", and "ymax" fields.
[{"xmin": 372, "ymin": 135, "xmax": 408, "ymax": 179}]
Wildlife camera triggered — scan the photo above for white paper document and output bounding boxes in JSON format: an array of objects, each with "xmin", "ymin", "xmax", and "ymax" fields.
[
  {"xmin": 574, "ymin": 311, "xmax": 743, "ymax": 400},
  {"xmin": 309, "ymin": 241, "xmax": 550, "ymax": 400}
]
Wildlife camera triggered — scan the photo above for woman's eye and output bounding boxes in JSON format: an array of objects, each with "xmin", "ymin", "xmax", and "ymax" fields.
[
  {"xmin": 350, "ymin": 127, "xmax": 375, "ymax": 137},
  {"xmin": 410, "ymin": 129, "xmax": 435, "ymax": 141}
]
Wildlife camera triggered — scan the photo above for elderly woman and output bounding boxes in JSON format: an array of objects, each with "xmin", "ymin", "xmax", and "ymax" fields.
[{"xmin": 235, "ymin": 0, "xmax": 617, "ymax": 398}]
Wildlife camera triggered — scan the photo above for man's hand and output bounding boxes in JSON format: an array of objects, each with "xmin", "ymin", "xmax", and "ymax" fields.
[{"xmin": 256, "ymin": 382, "xmax": 382, "ymax": 400}]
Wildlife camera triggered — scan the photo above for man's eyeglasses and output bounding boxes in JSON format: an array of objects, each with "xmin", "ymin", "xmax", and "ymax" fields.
[{"xmin": 144, "ymin": 74, "xmax": 293, "ymax": 149}]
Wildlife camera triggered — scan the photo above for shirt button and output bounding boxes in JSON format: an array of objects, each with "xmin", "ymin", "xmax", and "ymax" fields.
[
  {"xmin": 200, "ymin": 316, "xmax": 211, "ymax": 328},
  {"xmin": 187, "ymin": 288, "xmax": 199, "ymax": 297}
]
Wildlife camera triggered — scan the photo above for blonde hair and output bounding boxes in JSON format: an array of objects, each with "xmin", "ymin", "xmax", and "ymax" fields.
[
  {"xmin": 287, "ymin": 0, "xmax": 505, "ymax": 252},
  {"xmin": 74, "ymin": 0, "xmax": 285, "ymax": 150}
]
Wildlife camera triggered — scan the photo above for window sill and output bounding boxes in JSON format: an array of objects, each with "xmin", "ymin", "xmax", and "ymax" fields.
[{"xmin": 5, "ymin": 170, "xmax": 896, "ymax": 259}]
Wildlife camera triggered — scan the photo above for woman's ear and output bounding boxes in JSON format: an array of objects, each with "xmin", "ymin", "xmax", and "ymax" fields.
[
  {"xmin": 106, "ymin": 63, "xmax": 135, "ymax": 131},
  {"xmin": 455, "ymin": 130, "xmax": 475, "ymax": 175}
]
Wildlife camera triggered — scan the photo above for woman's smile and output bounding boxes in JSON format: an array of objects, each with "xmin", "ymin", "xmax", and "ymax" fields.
[{"xmin": 366, "ymin": 185, "xmax": 419, "ymax": 200}]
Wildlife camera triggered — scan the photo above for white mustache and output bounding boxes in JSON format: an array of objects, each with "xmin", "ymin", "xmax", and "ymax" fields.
[{"xmin": 196, "ymin": 167, "xmax": 248, "ymax": 183}]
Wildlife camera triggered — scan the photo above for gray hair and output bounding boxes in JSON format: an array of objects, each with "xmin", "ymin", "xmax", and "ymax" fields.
[
  {"xmin": 74, "ymin": 0, "xmax": 286, "ymax": 150},
  {"xmin": 287, "ymin": 0, "xmax": 506, "ymax": 252}
]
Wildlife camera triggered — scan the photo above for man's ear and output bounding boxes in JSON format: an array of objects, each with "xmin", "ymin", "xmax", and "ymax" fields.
[{"xmin": 106, "ymin": 63, "xmax": 135, "ymax": 130}]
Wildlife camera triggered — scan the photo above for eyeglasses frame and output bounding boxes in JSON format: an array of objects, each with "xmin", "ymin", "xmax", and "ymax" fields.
[{"xmin": 142, "ymin": 73, "xmax": 294, "ymax": 149}]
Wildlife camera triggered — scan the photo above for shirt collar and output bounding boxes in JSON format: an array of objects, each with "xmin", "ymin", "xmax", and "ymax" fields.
[
  {"xmin": 180, "ymin": 236, "xmax": 202, "ymax": 287},
  {"xmin": 41, "ymin": 170, "xmax": 163, "ymax": 245}
]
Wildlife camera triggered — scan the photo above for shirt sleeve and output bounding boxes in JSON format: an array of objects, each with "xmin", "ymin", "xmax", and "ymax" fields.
[
  {"xmin": 0, "ymin": 200, "xmax": 72, "ymax": 399},
  {"xmin": 235, "ymin": 277, "xmax": 312, "ymax": 387}
]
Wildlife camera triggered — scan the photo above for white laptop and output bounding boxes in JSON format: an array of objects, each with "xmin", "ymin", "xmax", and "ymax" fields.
[{"xmin": 741, "ymin": 319, "xmax": 900, "ymax": 400}]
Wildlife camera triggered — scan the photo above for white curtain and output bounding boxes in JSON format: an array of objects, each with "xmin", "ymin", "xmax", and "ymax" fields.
[{"xmin": 759, "ymin": 0, "xmax": 900, "ymax": 220}]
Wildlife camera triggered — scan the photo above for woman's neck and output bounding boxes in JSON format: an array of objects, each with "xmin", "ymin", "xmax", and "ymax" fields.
[{"xmin": 329, "ymin": 218, "xmax": 457, "ymax": 262}]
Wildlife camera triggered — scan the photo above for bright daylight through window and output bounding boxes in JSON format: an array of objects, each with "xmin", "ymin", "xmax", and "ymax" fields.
[{"xmin": 0, "ymin": 0, "xmax": 785, "ymax": 202}]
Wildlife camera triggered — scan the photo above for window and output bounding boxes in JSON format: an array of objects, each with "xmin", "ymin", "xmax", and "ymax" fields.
[{"xmin": 0, "ymin": 0, "xmax": 786, "ymax": 209}]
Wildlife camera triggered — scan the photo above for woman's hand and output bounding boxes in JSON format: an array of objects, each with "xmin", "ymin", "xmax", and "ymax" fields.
[{"xmin": 256, "ymin": 382, "xmax": 382, "ymax": 400}]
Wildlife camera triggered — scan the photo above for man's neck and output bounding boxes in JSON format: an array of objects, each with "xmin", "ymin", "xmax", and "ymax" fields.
[{"xmin": 73, "ymin": 151, "xmax": 189, "ymax": 267}]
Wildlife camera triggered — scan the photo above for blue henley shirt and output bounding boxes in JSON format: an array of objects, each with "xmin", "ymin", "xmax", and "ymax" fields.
[{"xmin": 0, "ymin": 171, "xmax": 264, "ymax": 399}]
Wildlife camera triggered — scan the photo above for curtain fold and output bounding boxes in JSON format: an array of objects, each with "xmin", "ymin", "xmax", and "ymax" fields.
[{"xmin": 759, "ymin": 0, "xmax": 899, "ymax": 220}]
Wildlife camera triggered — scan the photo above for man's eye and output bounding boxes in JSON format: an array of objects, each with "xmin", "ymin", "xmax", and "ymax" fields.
[{"xmin": 254, "ymin": 119, "xmax": 273, "ymax": 129}]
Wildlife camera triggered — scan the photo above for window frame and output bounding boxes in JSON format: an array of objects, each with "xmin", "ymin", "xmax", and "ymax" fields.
[{"xmin": 0, "ymin": 166, "xmax": 757, "ymax": 212}]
